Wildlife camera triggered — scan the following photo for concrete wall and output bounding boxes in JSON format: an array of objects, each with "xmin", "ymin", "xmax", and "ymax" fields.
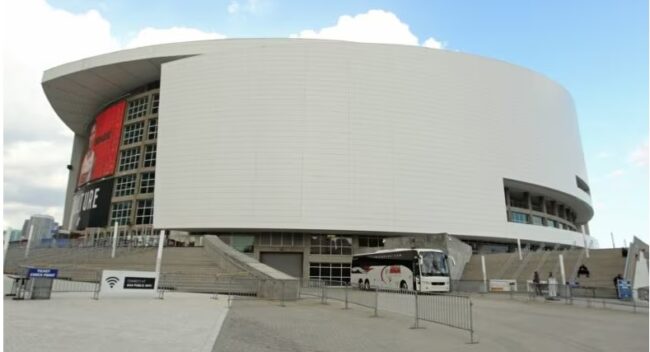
[
  {"xmin": 153, "ymin": 40, "xmax": 591, "ymax": 246},
  {"xmin": 203, "ymin": 235, "xmax": 299, "ymax": 300}
]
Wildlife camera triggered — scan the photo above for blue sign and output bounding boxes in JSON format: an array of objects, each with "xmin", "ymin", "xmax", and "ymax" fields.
[
  {"xmin": 617, "ymin": 280, "xmax": 632, "ymax": 300},
  {"xmin": 27, "ymin": 268, "xmax": 58, "ymax": 279}
]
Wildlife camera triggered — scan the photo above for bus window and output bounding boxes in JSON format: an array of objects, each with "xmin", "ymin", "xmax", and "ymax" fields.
[{"xmin": 421, "ymin": 252, "xmax": 449, "ymax": 276}]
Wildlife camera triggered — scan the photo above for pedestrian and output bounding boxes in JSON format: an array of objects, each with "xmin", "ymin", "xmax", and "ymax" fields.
[
  {"xmin": 547, "ymin": 272, "xmax": 557, "ymax": 297},
  {"xmin": 613, "ymin": 274, "xmax": 623, "ymax": 297},
  {"xmin": 577, "ymin": 264, "xmax": 590, "ymax": 278},
  {"xmin": 533, "ymin": 271, "xmax": 542, "ymax": 296}
]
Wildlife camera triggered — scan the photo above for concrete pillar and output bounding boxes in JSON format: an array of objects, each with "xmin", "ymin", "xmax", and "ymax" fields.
[
  {"xmin": 524, "ymin": 192, "xmax": 532, "ymax": 223},
  {"xmin": 504, "ymin": 187, "xmax": 512, "ymax": 221},
  {"xmin": 540, "ymin": 197, "xmax": 547, "ymax": 226},
  {"xmin": 62, "ymin": 134, "xmax": 86, "ymax": 230}
]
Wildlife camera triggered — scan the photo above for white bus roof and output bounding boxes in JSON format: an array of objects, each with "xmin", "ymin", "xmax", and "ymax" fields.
[{"xmin": 353, "ymin": 248, "xmax": 445, "ymax": 257}]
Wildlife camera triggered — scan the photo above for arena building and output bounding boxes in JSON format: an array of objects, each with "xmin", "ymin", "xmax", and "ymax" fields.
[{"xmin": 43, "ymin": 39, "xmax": 594, "ymax": 280}]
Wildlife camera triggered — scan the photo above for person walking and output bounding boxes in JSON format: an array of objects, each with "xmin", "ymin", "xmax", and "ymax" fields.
[{"xmin": 533, "ymin": 271, "xmax": 542, "ymax": 296}]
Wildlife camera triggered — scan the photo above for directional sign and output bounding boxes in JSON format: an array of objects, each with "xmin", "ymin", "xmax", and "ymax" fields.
[{"xmin": 27, "ymin": 268, "xmax": 58, "ymax": 279}]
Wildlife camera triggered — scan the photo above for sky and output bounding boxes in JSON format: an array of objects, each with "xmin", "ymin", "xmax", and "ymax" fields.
[{"xmin": 2, "ymin": 0, "xmax": 648, "ymax": 247}]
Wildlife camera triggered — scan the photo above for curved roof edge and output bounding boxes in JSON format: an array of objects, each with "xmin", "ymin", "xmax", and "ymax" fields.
[{"xmin": 42, "ymin": 38, "xmax": 574, "ymax": 135}]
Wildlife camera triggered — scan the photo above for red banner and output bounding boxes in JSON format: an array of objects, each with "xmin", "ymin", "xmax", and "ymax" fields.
[{"xmin": 77, "ymin": 100, "xmax": 126, "ymax": 187}]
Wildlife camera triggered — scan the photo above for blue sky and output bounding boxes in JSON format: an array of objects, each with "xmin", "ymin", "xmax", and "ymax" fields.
[{"xmin": 4, "ymin": 0, "xmax": 648, "ymax": 247}]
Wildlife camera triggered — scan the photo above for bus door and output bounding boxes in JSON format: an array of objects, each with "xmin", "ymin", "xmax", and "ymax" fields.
[{"xmin": 412, "ymin": 256, "xmax": 421, "ymax": 291}]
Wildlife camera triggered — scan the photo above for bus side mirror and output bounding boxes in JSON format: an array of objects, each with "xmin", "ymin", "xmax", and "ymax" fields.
[{"xmin": 449, "ymin": 256, "xmax": 456, "ymax": 266}]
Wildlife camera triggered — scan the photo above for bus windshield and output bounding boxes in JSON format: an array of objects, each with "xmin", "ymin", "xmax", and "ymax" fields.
[{"xmin": 420, "ymin": 252, "xmax": 449, "ymax": 277}]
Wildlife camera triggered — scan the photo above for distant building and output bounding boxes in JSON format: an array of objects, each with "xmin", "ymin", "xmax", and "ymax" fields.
[
  {"xmin": 8, "ymin": 228, "xmax": 22, "ymax": 242},
  {"xmin": 21, "ymin": 215, "xmax": 58, "ymax": 245}
]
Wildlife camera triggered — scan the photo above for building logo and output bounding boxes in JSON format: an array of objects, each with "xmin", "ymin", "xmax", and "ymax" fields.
[{"xmin": 105, "ymin": 276, "xmax": 120, "ymax": 288}]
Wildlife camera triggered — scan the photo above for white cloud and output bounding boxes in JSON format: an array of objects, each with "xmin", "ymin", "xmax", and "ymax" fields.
[
  {"xmin": 291, "ymin": 9, "xmax": 446, "ymax": 49},
  {"xmin": 628, "ymin": 141, "xmax": 648, "ymax": 167},
  {"xmin": 126, "ymin": 27, "xmax": 226, "ymax": 49},
  {"xmin": 422, "ymin": 37, "xmax": 444, "ymax": 49},
  {"xmin": 3, "ymin": 0, "xmax": 122, "ymax": 229},
  {"xmin": 4, "ymin": 141, "xmax": 70, "ymax": 190},
  {"xmin": 3, "ymin": 1, "xmax": 226, "ymax": 229}
]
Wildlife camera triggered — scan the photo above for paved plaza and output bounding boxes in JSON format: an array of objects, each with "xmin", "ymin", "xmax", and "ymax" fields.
[
  {"xmin": 4, "ymin": 291, "xmax": 228, "ymax": 352},
  {"xmin": 214, "ymin": 295, "xmax": 648, "ymax": 352},
  {"xmin": 3, "ymin": 274, "xmax": 647, "ymax": 352}
]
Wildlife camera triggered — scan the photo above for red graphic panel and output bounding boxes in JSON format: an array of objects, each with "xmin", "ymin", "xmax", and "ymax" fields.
[
  {"xmin": 389, "ymin": 265, "xmax": 401, "ymax": 274},
  {"xmin": 77, "ymin": 100, "xmax": 126, "ymax": 187}
]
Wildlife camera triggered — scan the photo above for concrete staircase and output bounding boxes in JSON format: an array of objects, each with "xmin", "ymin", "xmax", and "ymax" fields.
[
  {"xmin": 4, "ymin": 246, "xmax": 238, "ymax": 279},
  {"xmin": 461, "ymin": 248, "xmax": 626, "ymax": 288}
]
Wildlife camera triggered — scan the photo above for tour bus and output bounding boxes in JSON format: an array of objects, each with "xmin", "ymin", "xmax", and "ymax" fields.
[{"xmin": 351, "ymin": 248, "xmax": 451, "ymax": 292}]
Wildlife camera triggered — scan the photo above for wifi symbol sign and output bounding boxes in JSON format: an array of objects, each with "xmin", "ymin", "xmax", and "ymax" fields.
[{"xmin": 105, "ymin": 276, "xmax": 120, "ymax": 288}]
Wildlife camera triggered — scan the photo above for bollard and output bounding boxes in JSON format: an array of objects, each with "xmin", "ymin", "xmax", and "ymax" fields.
[
  {"xmin": 344, "ymin": 283, "xmax": 349, "ymax": 310},
  {"xmin": 632, "ymin": 299, "xmax": 637, "ymax": 314},
  {"xmin": 321, "ymin": 283, "xmax": 327, "ymax": 305},
  {"xmin": 93, "ymin": 272, "xmax": 101, "ymax": 300},
  {"xmin": 373, "ymin": 287, "xmax": 379, "ymax": 317},
  {"xmin": 280, "ymin": 281, "xmax": 286, "ymax": 307},
  {"xmin": 411, "ymin": 290, "xmax": 423, "ymax": 329},
  {"xmin": 228, "ymin": 276, "xmax": 232, "ymax": 308},
  {"xmin": 469, "ymin": 300, "xmax": 476, "ymax": 344}
]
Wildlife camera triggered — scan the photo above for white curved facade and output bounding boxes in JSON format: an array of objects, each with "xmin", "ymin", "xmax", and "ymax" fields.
[{"xmin": 43, "ymin": 39, "xmax": 593, "ymax": 247}]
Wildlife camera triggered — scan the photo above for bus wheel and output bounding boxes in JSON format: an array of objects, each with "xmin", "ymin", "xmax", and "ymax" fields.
[
  {"xmin": 400, "ymin": 281, "xmax": 408, "ymax": 290},
  {"xmin": 364, "ymin": 280, "xmax": 370, "ymax": 290},
  {"xmin": 358, "ymin": 280, "xmax": 364, "ymax": 290}
]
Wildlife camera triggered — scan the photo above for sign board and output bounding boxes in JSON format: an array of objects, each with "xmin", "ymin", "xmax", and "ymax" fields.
[
  {"xmin": 489, "ymin": 279, "xmax": 517, "ymax": 292},
  {"xmin": 100, "ymin": 270, "xmax": 157, "ymax": 298},
  {"xmin": 69, "ymin": 178, "xmax": 115, "ymax": 230},
  {"xmin": 77, "ymin": 100, "xmax": 126, "ymax": 187},
  {"xmin": 617, "ymin": 280, "xmax": 632, "ymax": 300},
  {"xmin": 27, "ymin": 268, "xmax": 59, "ymax": 279}
]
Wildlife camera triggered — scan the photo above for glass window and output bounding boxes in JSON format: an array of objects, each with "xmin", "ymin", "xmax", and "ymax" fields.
[
  {"xmin": 309, "ymin": 262, "xmax": 351, "ymax": 284},
  {"xmin": 231, "ymin": 235, "xmax": 254, "ymax": 253},
  {"xmin": 546, "ymin": 220, "xmax": 556, "ymax": 228},
  {"xmin": 151, "ymin": 93, "xmax": 160, "ymax": 114},
  {"xmin": 114, "ymin": 174, "xmax": 136, "ymax": 197},
  {"xmin": 147, "ymin": 118, "xmax": 158, "ymax": 140},
  {"xmin": 122, "ymin": 122, "xmax": 144, "ymax": 145},
  {"xmin": 135, "ymin": 199, "xmax": 154, "ymax": 225},
  {"xmin": 310, "ymin": 235, "xmax": 352, "ymax": 255},
  {"xmin": 143, "ymin": 144, "xmax": 156, "ymax": 168},
  {"xmin": 511, "ymin": 212, "xmax": 528, "ymax": 224},
  {"xmin": 118, "ymin": 147, "xmax": 140, "ymax": 171},
  {"xmin": 420, "ymin": 252, "xmax": 449, "ymax": 277},
  {"xmin": 126, "ymin": 96, "xmax": 149, "ymax": 121},
  {"xmin": 140, "ymin": 172, "xmax": 155, "ymax": 194},
  {"xmin": 110, "ymin": 201, "xmax": 132, "ymax": 225},
  {"xmin": 259, "ymin": 233, "xmax": 271, "ymax": 246},
  {"xmin": 358, "ymin": 235, "xmax": 384, "ymax": 248},
  {"xmin": 531, "ymin": 215, "xmax": 544, "ymax": 226}
]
